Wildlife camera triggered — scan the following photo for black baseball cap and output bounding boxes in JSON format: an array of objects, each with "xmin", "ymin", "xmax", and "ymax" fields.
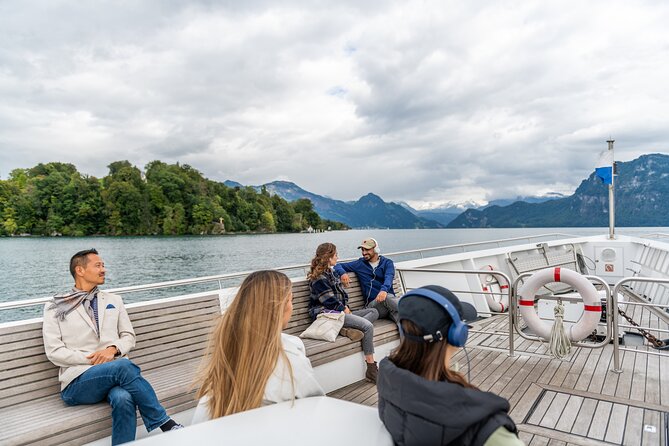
[{"xmin": 398, "ymin": 285, "xmax": 477, "ymax": 340}]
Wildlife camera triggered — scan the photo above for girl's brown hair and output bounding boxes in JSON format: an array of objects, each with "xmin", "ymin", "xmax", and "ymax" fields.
[
  {"xmin": 388, "ymin": 319, "xmax": 476, "ymax": 389},
  {"xmin": 196, "ymin": 270, "xmax": 294, "ymax": 418},
  {"xmin": 307, "ymin": 243, "xmax": 337, "ymax": 281}
]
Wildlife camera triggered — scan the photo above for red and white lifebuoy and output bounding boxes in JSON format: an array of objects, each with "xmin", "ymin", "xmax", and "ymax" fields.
[
  {"xmin": 480, "ymin": 265, "xmax": 509, "ymax": 313},
  {"xmin": 518, "ymin": 267, "xmax": 601, "ymax": 342}
]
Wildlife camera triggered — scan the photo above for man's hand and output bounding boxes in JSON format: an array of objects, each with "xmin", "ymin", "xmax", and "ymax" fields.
[
  {"xmin": 86, "ymin": 346, "xmax": 117, "ymax": 365},
  {"xmin": 344, "ymin": 306, "xmax": 352, "ymax": 314},
  {"xmin": 340, "ymin": 273, "xmax": 351, "ymax": 287},
  {"xmin": 376, "ymin": 291, "xmax": 388, "ymax": 302}
]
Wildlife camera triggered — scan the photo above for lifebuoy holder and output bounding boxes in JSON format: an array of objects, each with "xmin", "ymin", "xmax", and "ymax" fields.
[
  {"xmin": 480, "ymin": 265, "xmax": 509, "ymax": 313},
  {"xmin": 518, "ymin": 267, "xmax": 601, "ymax": 342}
]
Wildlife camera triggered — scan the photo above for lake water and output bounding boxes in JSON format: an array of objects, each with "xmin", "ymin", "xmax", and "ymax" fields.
[{"xmin": 2, "ymin": 227, "xmax": 668, "ymax": 322}]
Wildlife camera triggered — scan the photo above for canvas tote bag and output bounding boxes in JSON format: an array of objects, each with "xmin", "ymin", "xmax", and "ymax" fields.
[{"xmin": 300, "ymin": 311, "xmax": 345, "ymax": 342}]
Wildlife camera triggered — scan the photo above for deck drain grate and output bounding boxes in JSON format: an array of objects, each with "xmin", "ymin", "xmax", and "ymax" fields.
[{"xmin": 523, "ymin": 390, "xmax": 666, "ymax": 445}]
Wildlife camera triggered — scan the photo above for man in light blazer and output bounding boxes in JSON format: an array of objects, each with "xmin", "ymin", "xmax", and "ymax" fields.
[{"xmin": 43, "ymin": 249, "xmax": 182, "ymax": 445}]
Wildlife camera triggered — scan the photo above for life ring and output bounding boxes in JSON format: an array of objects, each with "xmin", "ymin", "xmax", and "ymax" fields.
[
  {"xmin": 518, "ymin": 267, "xmax": 601, "ymax": 342},
  {"xmin": 479, "ymin": 265, "xmax": 509, "ymax": 312}
]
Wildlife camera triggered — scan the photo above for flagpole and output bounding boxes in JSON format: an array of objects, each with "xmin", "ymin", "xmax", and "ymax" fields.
[{"xmin": 607, "ymin": 139, "xmax": 615, "ymax": 239}]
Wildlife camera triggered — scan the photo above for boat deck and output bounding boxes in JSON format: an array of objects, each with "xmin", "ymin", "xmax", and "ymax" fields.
[{"xmin": 328, "ymin": 294, "xmax": 669, "ymax": 446}]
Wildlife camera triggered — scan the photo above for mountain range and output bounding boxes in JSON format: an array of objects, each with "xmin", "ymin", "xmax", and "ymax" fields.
[
  {"xmin": 448, "ymin": 153, "xmax": 669, "ymax": 227},
  {"xmin": 227, "ymin": 153, "xmax": 668, "ymax": 229},
  {"xmin": 224, "ymin": 180, "xmax": 443, "ymax": 229},
  {"xmin": 223, "ymin": 182, "xmax": 561, "ymax": 229}
]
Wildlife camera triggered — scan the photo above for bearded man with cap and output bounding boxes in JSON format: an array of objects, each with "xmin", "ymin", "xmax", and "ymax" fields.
[
  {"xmin": 334, "ymin": 237, "xmax": 400, "ymax": 323},
  {"xmin": 377, "ymin": 285, "xmax": 523, "ymax": 446}
]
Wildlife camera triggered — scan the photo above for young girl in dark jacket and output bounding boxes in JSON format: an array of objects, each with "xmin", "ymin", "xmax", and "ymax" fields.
[
  {"xmin": 308, "ymin": 243, "xmax": 379, "ymax": 382},
  {"xmin": 377, "ymin": 285, "xmax": 523, "ymax": 446}
]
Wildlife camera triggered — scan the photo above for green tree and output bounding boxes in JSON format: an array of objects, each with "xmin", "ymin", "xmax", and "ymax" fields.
[{"xmin": 292, "ymin": 199, "xmax": 321, "ymax": 230}]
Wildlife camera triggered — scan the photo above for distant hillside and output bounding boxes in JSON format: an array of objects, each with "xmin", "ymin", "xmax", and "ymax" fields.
[
  {"xmin": 0, "ymin": 161, "xmax": 346, "ymax": 237},
  {"xmin": 448, "ymin": 153, "xmax": 669, "ymax": 227},
  {"xmin": 399, "ymin": 195, "xmax": 563, "ymax": 226},
  {"xmin": 484, "ymin": 194, "xmax": 565, "ymax": 209},
  {"xmin": 413, "ymin": 209, "xmax": 462, "ymax": 226},
  {"xmin": 226, "ymin": 180, "xmax": 443, "ymax": 229}
]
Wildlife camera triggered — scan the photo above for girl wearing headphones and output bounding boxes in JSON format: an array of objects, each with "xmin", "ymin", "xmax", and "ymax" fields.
[
  {"xmin": 308, "ymin": 243, "xmax": 380, "ymax": 383},
  {"xmin": 377, "ymin": 285, "xmax": 523, "ymax": 446}
]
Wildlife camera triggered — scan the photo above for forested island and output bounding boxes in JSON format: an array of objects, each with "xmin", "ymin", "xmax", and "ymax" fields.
[{"xmin": 0, "ymin": 161, "xmax": 348, "ymax": 236}]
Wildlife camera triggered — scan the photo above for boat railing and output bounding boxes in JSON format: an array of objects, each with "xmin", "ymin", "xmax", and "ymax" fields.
[
  {"xmin": 0, "ymin": 232, "xmax": 578, "ymax": 318},
  {"xmin": 0, "ymin": 263, "xmax": 313, "ymax": 314},
  {"xmin": 638, "ymin": 232, "xmax": 669, "ymax": 240},
  {"xmin": 386, "ymin": 232, "xmax": 577, "ymax": 261},
  {"xmin": 396, "ymin": 267, "xmax": 615, "ymax": 359},
  {"xmin": 611, "ymin": 276, "xmax": 669, "ymax": 373},
  {"xmin": 395, "ymin": 267, "xmax": 516, "ymax": 354}
]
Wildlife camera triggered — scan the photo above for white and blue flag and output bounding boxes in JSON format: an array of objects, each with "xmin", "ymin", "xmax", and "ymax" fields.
[{"xmin": 595, "ymin": 150, "xmax": 613, "ymax": 185}]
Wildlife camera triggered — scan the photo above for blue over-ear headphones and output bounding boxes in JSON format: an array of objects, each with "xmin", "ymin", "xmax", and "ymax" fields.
[{"xmin": 399, "ymin": 288, "xmax": 469, "ymax": 347}]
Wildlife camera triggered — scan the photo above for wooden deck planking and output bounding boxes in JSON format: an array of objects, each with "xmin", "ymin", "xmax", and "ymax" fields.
[
  {"xmin": 529, "ymin": 436, "xmax": 550, "ymax": 446},
  {"xmin": 569, "ymin": 397, "xmax": 597, "ymax": 437},
  {"xmin": 587, "ymin": 401, "xmax": 612, "ymax": 441},
  {"xmin": 641, "ymin": 409, "xmax": 662, "ymax": 445},
  {"xmin": 548, "ymin": 349, "xmax": 585, "ymax": 387},
  {"xmin": 645, "ymin": 353, "xmax": 660, "ymax": 406},
  {"xmin": 506, "ymin": 358, "xmax": 550, "ymax": 410},
  {"xmin": 478, "ymin": 354, "xmax": 525, "ymax": 393},
  {"xmin": 527, "ymin": 391, "xmax": 556, "ymax": 425},
  {"xmin": 538, "ymin": 392, "xmax": 570, "ymax": 429},
  {"xmin": 604, "ymin": 403, "xmax": 627, "ymax": 444},
  {"xmin": 661, "ymin": 351, "xmax": 669, "ymax": 406},
  {"xmin": 518, "ymin": 431, "xmax": 535, "ymax": 444},
  {"xmin": 630, "ymin": 351, "xmax": 648, "ymax": 402},
  {"xmin": 553, "ymin": 395, "xmax": 583, "ymax": 433},
  {"xmin": 585, "ymin": 341, "xmax": 613, "ymax": 394},
  {"xmin": 615, "ymin": 349, "xmax": 640, "ymax": 400},
  {"xmin": 623, "ymin": 406, "xmax": 644, "ymax": 446},
  {"xmin": 561, "ymin": 347, "xmax": 596, "ymax": 390},
  {"xmin": 488, "ymin": 355, "xmax": 531, "ymax": 395},
  {"xmin": 571, "ymin": 346, "xmax": 602, "ymax": 392}
]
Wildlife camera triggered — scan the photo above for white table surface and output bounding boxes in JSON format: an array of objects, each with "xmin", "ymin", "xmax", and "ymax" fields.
[{"xmin": 132, "ymin": 396, "xmax": 393, "ymax": 445}]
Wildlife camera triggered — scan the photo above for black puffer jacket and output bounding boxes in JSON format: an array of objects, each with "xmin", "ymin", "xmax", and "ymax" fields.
[{"xmin": 377, "ymin": 358, "xmax": 518, "ymax": 446}]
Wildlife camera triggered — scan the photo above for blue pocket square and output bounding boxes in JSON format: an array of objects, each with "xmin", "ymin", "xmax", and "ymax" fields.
[{"xmin": 105, "ymin": 304, "xmax": 116, "ymax": 309}]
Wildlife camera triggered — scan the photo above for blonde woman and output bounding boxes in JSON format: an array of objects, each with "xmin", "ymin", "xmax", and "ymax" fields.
[
  {"xmin": 193, "ymin": 270, "xmax": 324, "ymax": 423},
  {"xmin": 308, "ymin": 243, "xmax": 379, "ymax": 383}
]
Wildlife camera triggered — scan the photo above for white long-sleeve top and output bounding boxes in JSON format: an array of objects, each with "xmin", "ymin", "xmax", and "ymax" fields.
[{"xmin": 192, "ymin": 333, "xmax": 324, "ymax": 424}]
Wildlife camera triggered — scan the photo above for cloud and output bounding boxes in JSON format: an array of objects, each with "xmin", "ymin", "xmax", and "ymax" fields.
[{"xmin": 1, "ymin": 0, "xmax": 669, "ymax": 206}]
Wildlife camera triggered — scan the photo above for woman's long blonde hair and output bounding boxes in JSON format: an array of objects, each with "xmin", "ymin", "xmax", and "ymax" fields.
[
  {"xmin": 196, "ymin": 270, "xmax": 294, "ymax": 419},
  {"xmin": 307, "ymin": 242, "xmax": 337, "ymax": 281}
]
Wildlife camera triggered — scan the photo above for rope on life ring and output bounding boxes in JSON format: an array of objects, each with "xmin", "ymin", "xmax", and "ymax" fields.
[
  {"xmin": 479, "ymin": 265, "xmax": 509, "ymax": 313},
  {"xmin": 518, "ymin": 267, "xmax": 601, "ymax": 344}
]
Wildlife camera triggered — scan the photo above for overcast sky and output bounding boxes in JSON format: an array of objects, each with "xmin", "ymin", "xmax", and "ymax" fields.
[{"xmin": 1, "ymin": 1, "xmax": 667, "ymax": 209}]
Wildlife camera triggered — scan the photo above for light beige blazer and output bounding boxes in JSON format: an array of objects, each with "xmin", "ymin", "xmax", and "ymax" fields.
[{"xmin": 42, "ymin": 291, "xmax": 136, "ymax": 390}]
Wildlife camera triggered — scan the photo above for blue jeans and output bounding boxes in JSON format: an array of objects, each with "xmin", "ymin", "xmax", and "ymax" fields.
[{"xmin": 61, "ymin": 359, "xmax": 169, "ymax": 445}]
